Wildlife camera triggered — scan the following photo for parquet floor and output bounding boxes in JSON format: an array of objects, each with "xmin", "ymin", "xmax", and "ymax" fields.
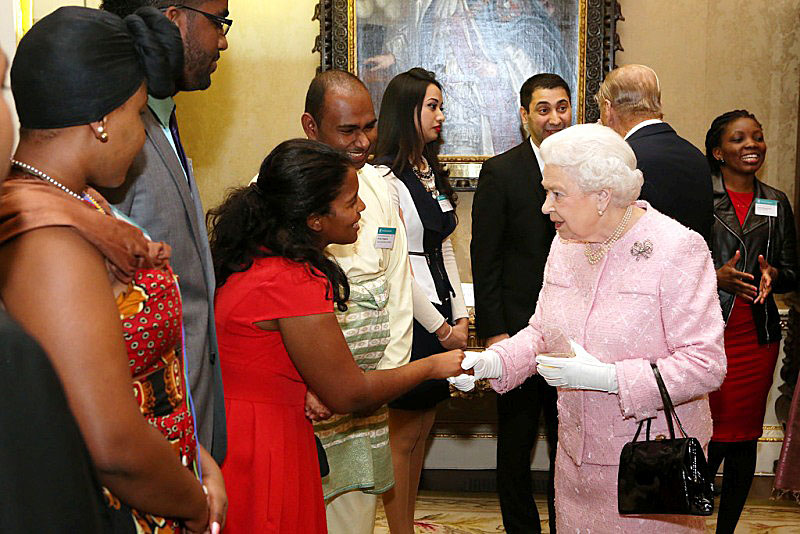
[{"xmin": 373, "ymin": 490, "xmax": 800, "ymax": 533}]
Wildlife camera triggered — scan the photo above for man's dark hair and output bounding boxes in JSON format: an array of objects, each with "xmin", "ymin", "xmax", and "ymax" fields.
[
  {"xmin": 304, "ymin": 70, "xmax": 368, "ymax": 126},
  {"xmin": 520, "ymin": 73, "xmax": 571, "ymax": 111},
  {"xmin": 101, "ymin": 0, "xmax": 205, "ymax": 18}
]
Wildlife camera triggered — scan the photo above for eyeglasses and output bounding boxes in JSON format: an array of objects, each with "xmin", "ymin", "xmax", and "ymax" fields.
[{"xmin": 165, "ymin": 5, "xmax": 232, "ymax": 36}]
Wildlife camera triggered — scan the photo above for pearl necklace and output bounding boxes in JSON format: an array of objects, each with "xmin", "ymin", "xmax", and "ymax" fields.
[
  {"xmin": 10, "ymin": 159, "xmax": 104, "ymax": 213},
  {"xmin": 584, "ymin": 205, "xmax": 633, "ymax": 265}
]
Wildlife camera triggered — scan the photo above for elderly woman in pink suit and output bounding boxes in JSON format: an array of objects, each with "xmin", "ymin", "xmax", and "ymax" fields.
[{"xmin": 455, "ymin": 123, "xmax": 727, "ymax": 532}]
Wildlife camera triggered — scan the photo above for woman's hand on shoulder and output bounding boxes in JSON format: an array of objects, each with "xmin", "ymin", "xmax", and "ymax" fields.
[{"xmin": 716, "ymin": 249, "xmax": 757, "ymax": 301}]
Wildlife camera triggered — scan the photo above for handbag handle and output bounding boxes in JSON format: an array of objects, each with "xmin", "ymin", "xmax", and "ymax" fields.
[
  {"xmin": 631, "ymin": 364, "xmax": 689, "ymax": 442},
  {"xmin": 651, "ymin": 363, "xmax": 688, "ymax": 439}
]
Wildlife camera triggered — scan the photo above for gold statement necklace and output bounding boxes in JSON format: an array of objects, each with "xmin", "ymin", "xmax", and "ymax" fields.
[{"xmin": 412, "ymin": 157, "xmax": 438, "ymax": 199}]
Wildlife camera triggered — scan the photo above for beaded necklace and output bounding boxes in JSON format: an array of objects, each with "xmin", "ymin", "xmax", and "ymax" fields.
[
  {"xmin": 584, "ymin": 205, "xmax": 633, "ymax": 265},
  {"xmin": 10, "ymin": 159, "xmax": 105, "ymax": 214},
  {"xmin": 412, "ymin": 157, "xmax": 438, "ymax": 199}
]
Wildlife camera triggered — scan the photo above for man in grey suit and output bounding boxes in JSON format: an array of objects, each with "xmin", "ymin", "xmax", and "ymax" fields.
[{"xmin": 99, "ymin": 0, "xmax": 231, "ymax": 464}]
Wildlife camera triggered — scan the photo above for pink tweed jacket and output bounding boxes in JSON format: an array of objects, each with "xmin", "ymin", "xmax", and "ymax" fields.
[{"xmin": 489, "ymin": 202, "xmax": 727, "ymax": 466}]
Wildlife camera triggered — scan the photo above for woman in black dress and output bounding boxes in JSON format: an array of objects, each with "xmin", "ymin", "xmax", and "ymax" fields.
[{"xmin": 373, "ymin": 67, "xmax": 469, "ymax": 534}]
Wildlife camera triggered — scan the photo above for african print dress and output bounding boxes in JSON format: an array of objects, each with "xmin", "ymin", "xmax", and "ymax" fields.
[
  {"xmin": 0, "ymin": 178, "xmax": 200, "ymax": 534},
  {"xmin": 104, "ymin": 266, "xmax": 200, "ymax": 533}
]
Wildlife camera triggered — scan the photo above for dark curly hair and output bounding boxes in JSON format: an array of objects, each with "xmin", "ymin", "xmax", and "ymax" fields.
[
  {"xmin": 705, "ymin": 109, "xmax": 762, "ymax": 174},
  {"xmin": 373, "ymin": 67, "xmax": 456, "ymax": 207},
  {"xmin": 208, "ymin": 139, "xmax": 354, "ymax": 311}
]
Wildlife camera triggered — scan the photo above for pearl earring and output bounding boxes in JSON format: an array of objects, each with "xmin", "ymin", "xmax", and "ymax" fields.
[{"xmin": 97, "ymin": 125, "xmax": 108, "ymax": 143}]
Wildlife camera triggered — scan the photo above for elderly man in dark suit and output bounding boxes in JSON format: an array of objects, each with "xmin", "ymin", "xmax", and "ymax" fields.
[
  {"xmin": 471, "ymin": 73, "xmax": 569, "ymax": 534},
  {"xmin": 597, "ymin": 64, "xmax": 713, "ymax": 245},
  {"xmin": 99, "ymin": 0, "xmax": 231, "ymax": 466}
]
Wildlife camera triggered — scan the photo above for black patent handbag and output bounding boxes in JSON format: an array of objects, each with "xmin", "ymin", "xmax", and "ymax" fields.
[{"xmin": 617, "ymin": 364, "xmax": 714, "ymax": 516}]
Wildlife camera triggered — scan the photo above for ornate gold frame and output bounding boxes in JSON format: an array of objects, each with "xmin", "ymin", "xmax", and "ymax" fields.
[{"xmin": 314, "ymin": 0, "xmax": 622, "ymax": 168}]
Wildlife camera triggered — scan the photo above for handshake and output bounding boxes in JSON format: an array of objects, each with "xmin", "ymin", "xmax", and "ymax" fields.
[
  {"xmin": 448, "ymin": 340, "xmax": 619, "ymax": 393},
  {"xmin": 447, "ymin": 350, "xmax": 502, "ymax": 392}
]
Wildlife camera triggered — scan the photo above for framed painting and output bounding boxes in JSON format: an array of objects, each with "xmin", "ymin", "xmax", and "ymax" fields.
[{"xmin": 315, "ymin": 0, "xmax": 621, "ymax": 183}]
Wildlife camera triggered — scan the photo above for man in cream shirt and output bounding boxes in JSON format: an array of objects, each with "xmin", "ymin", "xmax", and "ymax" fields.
[{"xmin": 300, "ymin": 69, "xmax": 413, "ymax": 534}]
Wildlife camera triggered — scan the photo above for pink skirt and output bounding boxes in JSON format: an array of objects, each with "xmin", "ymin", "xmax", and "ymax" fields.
[{"xmin": 555, "ymin": 447, "xmax": 705, "ymax": 533}]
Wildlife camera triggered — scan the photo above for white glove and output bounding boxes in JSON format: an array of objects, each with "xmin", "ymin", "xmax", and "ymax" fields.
[
  {"xmin": 448, "ymin": 373, "xmax": 478, "ymax": 392},
  {"xmin": 536, "ymin": 340, "xmax": 619, "ymax": 393},
  {"xmin": 461, "ymin": 350, "xmax": 503, "ymax": 380}
]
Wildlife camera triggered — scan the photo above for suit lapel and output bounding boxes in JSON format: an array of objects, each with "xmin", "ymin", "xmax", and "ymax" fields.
[
  {"xmin": 713, "ymin": 174, "xmax": 743, "ymax": 234},
  {"xmin": 519, "ymin": 139, "xmax": 546, "ymax": 205},
  {"xmin": 143, "ymin": 111, "xmax": 205, "ymax": 246},
  {"xmin": 742, "ymin": 180, "xmax": 769, "ymax": 235}
]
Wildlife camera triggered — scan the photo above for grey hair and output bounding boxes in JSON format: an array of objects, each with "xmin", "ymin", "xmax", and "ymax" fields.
[
  {"xmin": 595, "ymin": 64, "xmax": 663, "ymax": 119},
  {"xmin": 540, "ymin": 123, "xmax": 643, "ymax": 207}
]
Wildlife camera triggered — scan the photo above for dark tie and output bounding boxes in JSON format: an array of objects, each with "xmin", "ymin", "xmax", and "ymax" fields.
[{"xmin": 168, "ymin": 108, "xmax": 191, "ymax": 179}]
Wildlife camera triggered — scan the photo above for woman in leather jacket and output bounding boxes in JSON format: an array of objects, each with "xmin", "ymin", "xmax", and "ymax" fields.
[{"xmin": 705, "ymin": 110, "xmax": 798, "ymax": 534}]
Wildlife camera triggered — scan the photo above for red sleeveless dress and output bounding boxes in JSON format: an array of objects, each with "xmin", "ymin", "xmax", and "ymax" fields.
[{"xmin": 216, "ymin": 257, "xmax": 331, "ymax": 533}]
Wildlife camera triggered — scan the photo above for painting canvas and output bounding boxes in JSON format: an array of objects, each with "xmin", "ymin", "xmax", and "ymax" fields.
[{"xmin": 355, "ymin": 0, "xmax": 581, "ymax": 158}]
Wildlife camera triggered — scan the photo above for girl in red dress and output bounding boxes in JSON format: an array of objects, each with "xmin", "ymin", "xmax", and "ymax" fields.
[
  {"xmin": 706, "ymin": 110, "xmax": 798, "ymax": 534},
  {"xmin": 209, "ymin": 139, "xmax": 465, "ymax": 533}
]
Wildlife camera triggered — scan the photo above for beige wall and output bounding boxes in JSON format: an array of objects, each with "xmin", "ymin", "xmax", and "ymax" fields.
[
  {"xmin": 616, "ymin": 0, "xmax": 800, "ymax": 202},
  {"xmin": 176, "ymin": 1, "xmax": 319, "ymax": 211},
  {"xmin": 33, "ymin": 0, "xmax": 99, "ymax": 18}
]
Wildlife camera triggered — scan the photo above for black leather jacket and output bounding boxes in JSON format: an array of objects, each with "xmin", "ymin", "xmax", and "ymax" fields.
[{"xmin": 711, "ymin": 174, "xmax": 798, "ymax": 344}]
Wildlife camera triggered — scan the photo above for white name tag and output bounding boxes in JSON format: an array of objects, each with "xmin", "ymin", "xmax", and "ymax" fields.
[
  {"xmin": 374, "ymin": 227, "xmax": 397, "ymax": 249},
  {"xmin": 437, "ymin": 194, "xmax": 454, "ymax": 212},
  {"xmin": 754, "ymin": 198, "xmax": 778, "ymax": 217}
]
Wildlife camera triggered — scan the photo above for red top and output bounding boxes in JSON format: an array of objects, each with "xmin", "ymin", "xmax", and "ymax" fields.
[
  {"xmin": 727, "ymin": 189, "xmax": 753, "ymax": 226},
  {"xmin": 216, "ymin": 256, "xmax": 332, "ymax": 533}
]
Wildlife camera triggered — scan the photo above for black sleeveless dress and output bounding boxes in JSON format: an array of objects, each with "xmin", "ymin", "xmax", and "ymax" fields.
[{"xmin": 380, "ymin": 159, "xmax": 458, "ymax": 410}]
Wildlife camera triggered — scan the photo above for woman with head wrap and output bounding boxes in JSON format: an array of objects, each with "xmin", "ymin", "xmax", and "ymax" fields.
[
  {"xmin": 0, "ymin": 47, "xmax": 105, "ymax": 533},
  {"xmin": 0, "ymin": 7, "xmax": 224, "ymax": 533}
]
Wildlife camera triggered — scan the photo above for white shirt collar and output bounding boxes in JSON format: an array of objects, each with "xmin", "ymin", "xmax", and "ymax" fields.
[
  {"xmin": 624, "ymin": 119, "xmax": 663, "ymax": 140},
  {"xmin": 529, "ymin": 137, "xmax": 544, "ymax": 173}
]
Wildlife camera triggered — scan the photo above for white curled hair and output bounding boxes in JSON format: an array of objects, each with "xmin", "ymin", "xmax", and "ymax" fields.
[{"xmin": 540, "ymin": 123, "xmax": 643, "ymax": 208}]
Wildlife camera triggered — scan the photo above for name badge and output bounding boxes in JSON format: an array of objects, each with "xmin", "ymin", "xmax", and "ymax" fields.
[
  {"xmin": 754, "ymin": 198, "xmax": 778, "ymax": 217},
  {"xmin": 437, "ymin": 194, "xmax": 454, "ymax": 212},
  {"xmin": 375, "ymin": 227, "xmax": 397, "ymax": 249}
]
